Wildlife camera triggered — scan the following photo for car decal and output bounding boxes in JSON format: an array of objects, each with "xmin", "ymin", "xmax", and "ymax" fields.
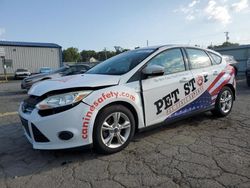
[
  {"xmin": 165, "ymin": 65, "xmax": 235, "ymax": 120},
  {"xmin": 167, "ymin": 90, "xmax": 212, "ymax": 119},
  {"xmin": 209, "ymin": 65, "xmax": 235, "ymax": 104},
  {"xmin": 82, "ymin": 91, "xmax": 136, "ymax": 139},
  {"xmin": 154, "ymin": 75, "xmax": 208, "ymax": 117}
]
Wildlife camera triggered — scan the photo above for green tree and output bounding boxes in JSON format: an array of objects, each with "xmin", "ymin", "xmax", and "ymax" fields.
[
  {"xmin": 114, "ymin": 46, "xmax": 129, "ymax": 55},
  {"xmin": 80, "ymin": 50, "xmax": 97, "ymax": 62},
  {"xmin": 62, "ymin": 47, "xmax": 81, "ymax": 62},
  {"xmin": 208, "ymin": 42, "xmax": 239, "ymax": 49}
]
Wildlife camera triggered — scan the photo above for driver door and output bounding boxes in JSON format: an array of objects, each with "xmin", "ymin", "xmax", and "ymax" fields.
[{"xmin": 141, "ymin": 48, "xmax": 193, "ymax": 126}]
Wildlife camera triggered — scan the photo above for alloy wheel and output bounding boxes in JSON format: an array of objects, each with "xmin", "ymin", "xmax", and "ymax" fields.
[{"xmin": 101, "ymin": 112, "xmax": 131, "ymax": 149}]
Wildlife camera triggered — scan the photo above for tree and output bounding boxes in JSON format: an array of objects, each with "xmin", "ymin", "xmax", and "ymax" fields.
[
  {"xmin": 62, "ymin": 47, "xmax": 81, "ymax": 62},
  {"xmin": 114, "ymin": 46, "xmax": 129, "ymax": 55},
  {"xmin": 77, "ymin": 46, "xmax": 130, "ymax": 62},
  {"xmin": 80, "ymin": 50, "xmax": 97, "ymax": 62},
  {"xmin": 208, "ymin": 42, "xmax": 239, "ymax": 49}
]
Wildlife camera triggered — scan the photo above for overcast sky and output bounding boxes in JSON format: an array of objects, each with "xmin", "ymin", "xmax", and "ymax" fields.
[{"xmin": 0, "ymin": 0, "xmax": 250, "ymax": 51}]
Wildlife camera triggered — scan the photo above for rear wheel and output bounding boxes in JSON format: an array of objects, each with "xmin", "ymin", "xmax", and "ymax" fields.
[
  {"xmin": 93, "ymin": 105, "xmax": 135, "ymax": 154},
  {"xmin": 211, "ymin": 86, "xmax": 233, "ymax": 117}
]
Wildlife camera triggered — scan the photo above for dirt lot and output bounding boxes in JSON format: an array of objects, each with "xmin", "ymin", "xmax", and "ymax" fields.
[{"xmin": 0, "ymin": 79, "xmax": 250, "ymax": 188}]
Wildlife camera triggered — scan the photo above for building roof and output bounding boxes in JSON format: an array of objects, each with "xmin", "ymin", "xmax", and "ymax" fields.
[
  {"xmin": 0, "ymin": 41, "xmax": 61, "ymax": 48},
  {"xmin": 215, "ymin": 44, "xmax": 250, "ymax": 51}
]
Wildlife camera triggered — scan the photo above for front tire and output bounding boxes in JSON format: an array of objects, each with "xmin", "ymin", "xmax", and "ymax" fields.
[
  {"xmin": 211, "ymin": 86, "xmax": 233, "ymax": 117},
  {"xmin": 93, "ymin": 105, "xmax": 135, "ymax": 154}
]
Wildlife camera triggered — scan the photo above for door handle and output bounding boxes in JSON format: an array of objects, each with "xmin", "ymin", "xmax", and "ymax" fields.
[
  {"xmin": 213, "ymin": 70, "xmax": 219, "ymax": 76},
  {"xmin": 179, "ymin": 77, "xmax": 189, "ymax": 83},
  {"xmin": 202, "ymin": 72, "xmax": 208, "ymax": 77}
]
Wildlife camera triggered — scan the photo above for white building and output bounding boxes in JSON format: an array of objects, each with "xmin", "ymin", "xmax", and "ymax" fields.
[{"xmin": 0, "ymin": 41, "xmax": 62, "ymax": 74}]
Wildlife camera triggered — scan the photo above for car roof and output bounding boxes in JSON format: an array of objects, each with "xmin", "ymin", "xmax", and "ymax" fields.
[{"xmin": 137, "ymin": 45, "xmax": 221, "ymax": 56}]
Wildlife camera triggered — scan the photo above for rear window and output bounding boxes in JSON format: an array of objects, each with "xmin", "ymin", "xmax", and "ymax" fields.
[
  {"xmin": 41, "ymin": 68, "xmax": 51, "ymax": 70},
  {"xmin": 209, "ymin": 52, "xmax": 222, "ymax": 65}
]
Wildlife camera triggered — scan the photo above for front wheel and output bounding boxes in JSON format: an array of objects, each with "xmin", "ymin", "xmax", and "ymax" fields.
[
  {"xmin": 211, "ymin": 86, "xmax": 234, "ymax": 117},
  {"xmin": 93, "ymin": 105, "xmax": 135, "ymax": 154}
]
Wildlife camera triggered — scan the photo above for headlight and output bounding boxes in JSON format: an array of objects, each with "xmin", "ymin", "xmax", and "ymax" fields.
[{"xmin": 36, "ymin": 91, "xmax": 92, "ymax": 110}]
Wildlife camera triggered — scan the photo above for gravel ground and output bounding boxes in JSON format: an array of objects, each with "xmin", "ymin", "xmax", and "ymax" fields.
[{"xmin": 0, "ymin": 79, "xmax": 249, "ymax": 188}]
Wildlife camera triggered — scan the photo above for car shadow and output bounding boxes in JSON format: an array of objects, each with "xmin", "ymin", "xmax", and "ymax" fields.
[
  {"xmin": 0, "ymin": 112, "xmax": 217, "ymax": 179},
  {"xmin": 1, "ymin": 79, "xmax": 246, "ymax": 179}
]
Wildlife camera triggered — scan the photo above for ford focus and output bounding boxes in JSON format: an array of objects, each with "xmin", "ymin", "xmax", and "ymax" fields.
[{"xmin": 19, "ymin": 45, "xmax": 236, "ymax": 154}]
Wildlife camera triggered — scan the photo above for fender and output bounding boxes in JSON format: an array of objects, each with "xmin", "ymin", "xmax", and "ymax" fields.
[{"xmin": 81, "ymin": 85, "xmax": 145, "ymax": 143}]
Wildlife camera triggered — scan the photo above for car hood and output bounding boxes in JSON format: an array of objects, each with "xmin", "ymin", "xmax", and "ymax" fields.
[
  {"xmin": 16, "ymin": 71, "xmax": 30, "ymax": 74},
  {"xmin": 28, "ymin": 74, "xmax": 121, "ymax": 96},
  {"xmin": 25, "ymin": 73, "xmax": 49, "ymax": 81}
]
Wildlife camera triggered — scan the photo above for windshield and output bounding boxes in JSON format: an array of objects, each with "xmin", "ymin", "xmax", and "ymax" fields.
[
  {"xmin": 41, "ymin": 68, "xmax": 51, "ymax": 70},
  {"xmin": 52, "ymin": 66, "xmax": 69, "ymax": 73},
  {"xmin": 17, "ymin": 69, "xmax": 28, "ymax": 72},
  {"xmin": 86, "ymin": 49, "xmax": 154, "ymax": 75}
]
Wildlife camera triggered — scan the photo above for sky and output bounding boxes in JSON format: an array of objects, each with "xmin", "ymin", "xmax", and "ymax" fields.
[{"xmin": 0, "ymin": 0, "xmax": 250, "ymax": 51}]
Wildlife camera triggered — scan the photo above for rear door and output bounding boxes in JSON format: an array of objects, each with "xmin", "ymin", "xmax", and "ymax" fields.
[
  {"xmin": 184, "ymin": 48, "xmax": 223, "ymax": 109},
  {"xmin": 141, "ymin": 48, "xmax": 193, "ymax": 126}
]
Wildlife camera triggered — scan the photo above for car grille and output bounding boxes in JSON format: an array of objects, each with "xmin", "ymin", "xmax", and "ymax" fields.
[
  {"xmin": 31, "ymin": 123, "xmax": 50, "ymax": 142},
  {"xmin": 22, "ymin": 95, "xmax": 44, "ymax": 113}
]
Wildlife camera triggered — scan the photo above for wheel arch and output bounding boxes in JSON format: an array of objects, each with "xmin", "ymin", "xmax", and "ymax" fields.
[
  {"xmin": 224, "ymin": 83, "xmax": 236, "ymax": 100},
  {"xmin": 93, "ymin": 101, "xmax": 139, "ymax": 133},
  {"xmin": 41, "ymin": 77, "xmax": 51, "ymax": 81}
]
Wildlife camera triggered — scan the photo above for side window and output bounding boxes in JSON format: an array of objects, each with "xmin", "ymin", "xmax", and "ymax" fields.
[
  {"xmin": 186, "ymin": 48, "xmax": 211, "ymax": 69},
  {"xmin": 147, "ymin": 48, "xmax": 185, "ymax": 75},
  {"xmin": 209, "ymin": 52, "xmax": 222, "ymax": 65}
]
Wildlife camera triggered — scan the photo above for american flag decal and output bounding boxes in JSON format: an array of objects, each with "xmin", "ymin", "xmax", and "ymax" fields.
[
  {"xmin": 208, "ymin": 65, "xmax": 235, "ymax": 104},
  {"xmin": 166, "ymin": 65, "xmax": 235, "ymax": 121}
]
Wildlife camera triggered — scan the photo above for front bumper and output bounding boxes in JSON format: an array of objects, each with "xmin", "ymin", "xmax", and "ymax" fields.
[
  {"xmin": 18, "ymin": 102, "xmax": 92, "ymax": 150},
  {"xmin": 21, "ymin": 80, "xmax": 32, "ymax": 90},
  {"xmin": 16, "ymin": 74, "xmax": 30, "ymax": 78}
]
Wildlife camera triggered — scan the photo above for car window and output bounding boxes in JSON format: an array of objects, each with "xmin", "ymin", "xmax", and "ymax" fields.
[
  {"xmin": 209, "ymin": 52, "xmax": 222, "ymax": 65},
  {"xmin": 146, "ymin": 48, "xmax": 185, "ymax": 75},
  {"xmin": 53, "ymin": 67, "xmax": 68, "ymax": 73},
  {"xmin": 186, "ymin": 48, "xmax": 211, "ymax": 69},
  {"xmin": 247, "ymin": 59, "xmax": 250, "ymax": 68},
  {"xmin": 17, "ymin": 69, "xmax": 28, "ymax": 72}
]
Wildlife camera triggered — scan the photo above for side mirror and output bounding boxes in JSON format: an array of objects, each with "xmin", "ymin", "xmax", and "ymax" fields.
[{"xmin": 142, "ymin": 65, "xmax": 165, "ymax": 77}]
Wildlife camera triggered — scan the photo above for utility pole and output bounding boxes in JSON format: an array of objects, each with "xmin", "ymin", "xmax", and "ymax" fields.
[
  {"xmin": 146, "ymin": 40, "xmax": 149, "ymax": 47},
  {"xmin": 104, "ymin": 47, "xmax": 107, "ymax": 60},
  {"xmin": 224, "ymin": 32, "xmax": 229, "ymax": 42}
]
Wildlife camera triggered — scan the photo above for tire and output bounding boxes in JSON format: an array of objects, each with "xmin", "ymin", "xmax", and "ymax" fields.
[
  {"xmin": 211, "ymin": 86, "xmax": 234, "ymax": 117},
  {"xmin": 93, "ymin": 105, "xmax": 135, "ymax": 154},
  {"xmin": 41, "ymin": 77, "xmax": 50, "ymax": 81},
  {"xmin": 247, "ymin": 77, "xmax": 250, "ymax": 87}
]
